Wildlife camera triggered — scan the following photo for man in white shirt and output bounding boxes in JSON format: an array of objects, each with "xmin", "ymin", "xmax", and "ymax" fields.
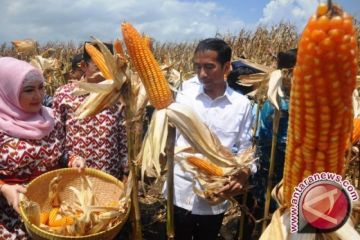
[{"xmin": 169, "ymin": 38, "xmax": 254, "ymax": 240}]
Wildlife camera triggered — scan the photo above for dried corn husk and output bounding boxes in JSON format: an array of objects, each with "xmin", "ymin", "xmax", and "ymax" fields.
[
  {"xmin": 353, "ymin": 89, "xmax": 360, "ymax": 118},
  {"xmin": 138, "ymin": 102, "xmax": 256, "ymax": 184},
  {"xmin": 175, "ymin": 148, "xmax": 255, "ymax": 204},
  {"xmin": 11, "ymin": 39, "xmax": 37, "ymax": 55},
  {"xmin": 73, "ymin": 37, "xmax": 128, "ymax": 119},
  {"xmin": 48, "ymin": 174, "xmax": 61, "ymax": 207},
  {"xmin": 267, "ymin": 70, "xmax": 283, "ymax": 110},
  {"xmin": 30, "ymin": 55, "xmax": 59, "ymax": 72}
]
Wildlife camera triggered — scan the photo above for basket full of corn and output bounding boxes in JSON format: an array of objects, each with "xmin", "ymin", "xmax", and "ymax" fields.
[{"xmin": 19, "ymin": 168, "xmax": 130, "ymax": 240}]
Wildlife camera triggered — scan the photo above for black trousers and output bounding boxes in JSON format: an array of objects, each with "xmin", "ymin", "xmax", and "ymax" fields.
[{"xmin": 174, "ymin": 205, "xmax": 224, "ymax": 240}]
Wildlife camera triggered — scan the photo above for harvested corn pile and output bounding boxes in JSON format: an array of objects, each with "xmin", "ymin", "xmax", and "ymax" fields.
[
  {"xmin": 22, "ymin": 175, "xmax": 128, "ymax": 236},
  {"xmin": 19, "ymin": 168, "xmax": 130, "ymax": 239}
]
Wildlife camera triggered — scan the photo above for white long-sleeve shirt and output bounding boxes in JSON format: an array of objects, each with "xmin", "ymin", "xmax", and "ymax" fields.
[{"xmin": 165, "ymin": 76, "xmax": 254, "ymax": 215}]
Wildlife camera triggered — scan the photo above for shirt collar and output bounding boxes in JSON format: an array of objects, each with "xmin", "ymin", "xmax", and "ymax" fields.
[{"xmin": 195, "ymin": 82, "xmax": 234, "ymax": 104}]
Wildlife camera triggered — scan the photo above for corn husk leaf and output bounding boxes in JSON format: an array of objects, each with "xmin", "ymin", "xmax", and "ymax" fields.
[
  {"xmin": 73, "ymin": 80, "xmax": 115, "ymax": 94},
  {"xmin": 139, "ymin": 108, "xmax": 168, "ymax": 180},
  {"xmin": 353, "ymin": 89, "xmax": 360, "ymax": 118},
  {"xmin": 48, "ymin": 174, "xmax": 61, "ymax": 207},
  {"xmin": 139, "ymin": 102, "xmax": 256, "ymax": 180},
  {"xmin": 237, "ymin": 73, "xmax": 268, "ymax": 86},
  {"xmin": 12, "ymin": 39, "xmax": 37, "ymax": 55},
  {"xmin": 127, "ymin": 71, "xmax": 148, "ymax": 120},
  {"xmin": 267, "ymin": 70, "xmax": 283, "ymax": 110},
  {"xmin": 175, "ymin": 148, "xmax": 255, "ymax": 204},
  {"xmin": 74, "ymin": 37, "xmax": 128, "ymax": 119},
  {"xmin": 30, "ymin": 56, "xmax": 59, "ymax": 72}
]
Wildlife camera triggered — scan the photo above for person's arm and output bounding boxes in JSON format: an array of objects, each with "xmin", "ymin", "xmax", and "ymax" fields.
[
  {"xmin": 0, "ymin": 133, "xmax": 27, "ymax": 213},
  {"xmin": 218, "ymin": 103, "xmax": 255, "ymax": 198},
  {"xmin": 0, "ymin": 180, "xmax": 26, "ymax": 213}
]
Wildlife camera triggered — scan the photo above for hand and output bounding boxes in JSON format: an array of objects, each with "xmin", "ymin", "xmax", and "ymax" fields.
[
  {"xmin": 1, "ymin": 184, "xmax": 27, "ymax": 213},
  {"xmin": 217, "ymin": 167, "xmax": 250, "ymax": 199},
  {"xmin": 68, "ymin": 155, "xmax": 86, "ymax": 172}
]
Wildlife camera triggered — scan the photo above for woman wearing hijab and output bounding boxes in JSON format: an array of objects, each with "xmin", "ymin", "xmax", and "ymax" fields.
[{"xmin": 0, "ymin": 57, "xmax": 84, "ymax": 239}]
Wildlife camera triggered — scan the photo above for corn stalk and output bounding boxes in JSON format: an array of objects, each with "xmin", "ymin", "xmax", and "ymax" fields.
[
  {"xmin": 166, "ymin": 126, "xmax": 176, "ymax": 239},
  {"xmin": 125, "ymin": 112, "xmax": 142, "ymax": 239},
  {"xmin": 262, "ymin": 108, "xmax": 280, "ymax": 232}
]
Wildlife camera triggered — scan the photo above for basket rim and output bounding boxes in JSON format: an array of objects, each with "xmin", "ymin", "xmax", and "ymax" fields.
[{"xmin": 19, "ymin": 168, "xmax": 130, "ymax": 239}]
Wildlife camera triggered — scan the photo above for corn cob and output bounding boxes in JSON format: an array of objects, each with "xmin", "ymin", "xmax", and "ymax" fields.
[
  {"xmin": 352, "ymin": 117, "xmax": 360, "ymax": 143},
  {"xmin": 113, "ymin": 39, "xmax": 125, "ymax": 58},
  {"xmin": 48, "ymin": 207, "xmax": 60, "ymax": 227},
  {"xmin": 283, "ymin": 3, "xmax": 358, "ymax": 205},
  {"xmin": 48, "ymin": 216, "xmax": 74, "ymax": 227},
  {"xmin": 121, "ymin": 22, "xmax": 173, "ymax": 109},
  {"xmin": 40, "ymin": 212, "xmax": 49, "ymax": 225},
  {"xmin": 143, "ymin": 35, "xmax": 152, "ymax": 50},
  {"xmin": 84, "ymin": 43, "xmax": 113, "ymax": 80},
  {"xmin": 186, "ymin": 156, "xmax": 224, "ymax": 177}
]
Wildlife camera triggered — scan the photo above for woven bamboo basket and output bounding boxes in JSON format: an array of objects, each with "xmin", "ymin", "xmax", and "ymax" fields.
[{"xmin": 19, "ymin": 168, "xmax": 130, "ymax": 240}]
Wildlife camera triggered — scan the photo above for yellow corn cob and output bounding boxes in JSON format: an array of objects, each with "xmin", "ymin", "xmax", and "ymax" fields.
[
  {"xmin": 186, "ymin": 156, "xmax": 224, "ymax": 177},
  {"xmin": 121, "ymin": 22, "xmax": 173, "ymax": 109},
  {"xmin": 48, "ymin": 207, "xmax": 59, "ymax": 227},
  {"xmin": 143, "ymin": 34, "xmax": 152, "ymax": 50},
  {"xmin": 352, "ymin": 117, "xmax": 360, "ymax": 144},
  {"xmin": 40, "ymin": 212, "xmax": 49, "ymax": 225},
  {"xmin": 113, "ymin": 39, "xmax": 125, "ymax": 57},
  {"xmin": 283, "ymin": 2, "xmax": 358, "ymax": 205},
  {"xmin": 84, "ymin": 43, "xmax": 113, "ymax": 80},
  {"xmin": 48, "ymin": 216, "xmax": 74, "ymax": 227}
]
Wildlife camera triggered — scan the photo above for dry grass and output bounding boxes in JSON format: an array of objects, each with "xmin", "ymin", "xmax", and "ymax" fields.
[
  {"xmin": 1, "ymin": 23, "xmax": 359, "ymax": 95},
  {"xmin": 0, "ymin": 23, "xmax": 301, "ymax": 94}
]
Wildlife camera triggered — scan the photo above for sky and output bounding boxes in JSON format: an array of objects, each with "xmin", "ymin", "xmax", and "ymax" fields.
[{"xmin": 0, "ymin": 0, "xmax": 359, "ymax": 45}]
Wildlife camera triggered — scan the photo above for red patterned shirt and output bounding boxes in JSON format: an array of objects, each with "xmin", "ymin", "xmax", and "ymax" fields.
[
  {"xmin": 0, "ymin": 123, "xmax": 63, "ymax": 183},
  {"xmin": 0, "ymin": 122, "xmax": 64, "ymax": 240},
  {"xmin": 53, "ymin": 83, "xmax": 127, "ymax": 179}
]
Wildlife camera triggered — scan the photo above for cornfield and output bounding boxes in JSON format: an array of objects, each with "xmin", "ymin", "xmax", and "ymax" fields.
[{"xmin": 0, "ymin": 23, "xmax": 307, "ymax": 95}]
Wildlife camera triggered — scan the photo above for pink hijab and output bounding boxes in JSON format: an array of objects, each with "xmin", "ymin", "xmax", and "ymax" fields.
[{"xmin": 0, "ymin": 57, "xmax": 54, "ymax": 140}]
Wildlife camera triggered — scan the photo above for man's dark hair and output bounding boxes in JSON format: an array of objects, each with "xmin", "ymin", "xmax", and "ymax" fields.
[
  {"xmin": 277, "ymin": 48, "xmax": 297, "ymax": 69},
  {"xmin": 194, "ymin": 38, "xmax": 231, "ymax": 66},
  {"xmin": 83, "ymin": 42, "xmax": 114, "ymax": 63}
]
